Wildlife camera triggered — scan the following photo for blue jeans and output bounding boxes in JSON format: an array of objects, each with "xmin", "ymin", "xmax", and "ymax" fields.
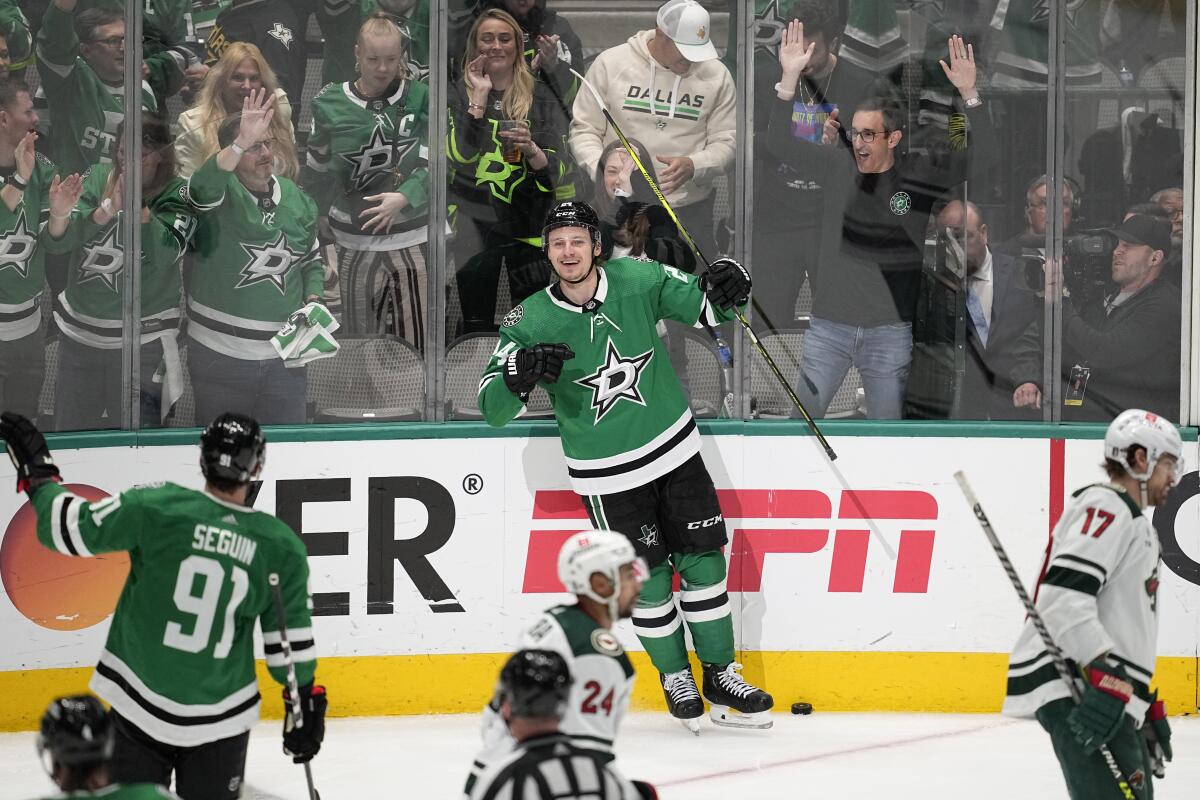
[
  {"xmin": 187, "ymin": 340, "xmax": 306, "ymax": 426},
  {"xmin": 795, "ymin": 317, "xmax": 913, "ymax": 419}
]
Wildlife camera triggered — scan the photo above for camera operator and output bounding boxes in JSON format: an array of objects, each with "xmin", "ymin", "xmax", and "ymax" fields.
[{"xmin": 1058, "ymin": 213, "xmax": 1180, "ymax": 422}]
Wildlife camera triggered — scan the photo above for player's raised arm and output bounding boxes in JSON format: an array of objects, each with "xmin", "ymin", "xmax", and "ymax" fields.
[{"xmin": 1, "ymin": 411, "xmax": 142, "ymax": 556}]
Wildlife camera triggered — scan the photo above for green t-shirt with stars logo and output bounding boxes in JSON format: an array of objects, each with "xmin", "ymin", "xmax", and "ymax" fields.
[{"xmin": 478, "ymin": 257, "xmax": 738, "ymax": 496}]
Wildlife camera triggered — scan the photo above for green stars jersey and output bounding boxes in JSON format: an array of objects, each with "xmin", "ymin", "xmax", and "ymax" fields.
[
  {"xmin": 0, "ymin": 154, "xmax": 57, "ymax": 340},
  {"xmin": 1004, "ymin": 484, "xmax": 1160, "ymax": 721},
  {"xmin": 303, "ymin": 78, "xmax": 429, "ymax": 251},
  {"xmin": 184, "ymin": 156, "xmax": 322, "ymax": 360},
  {"xmin": 990, "ymin": 0, "xmax": 1102, "ymax": 86},
  {"xmin": 479, "ymin": 258, "xmax": 736, "ymax": 495},
  {"xmin": 32, "ymin": 481, "xmax": 316, "ymax": 748},
  {"xmin": 43, "ymin": 167, "xmax": 194, "ymax": 349},
  {"xmin": 30, "ymin": 783, "xmax": 181, "ymax": 800},
  {"xmin": 35, "ymin": 2, "xmax": 185, "ymax": 175}
]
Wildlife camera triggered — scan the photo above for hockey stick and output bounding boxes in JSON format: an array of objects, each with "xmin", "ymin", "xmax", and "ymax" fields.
[
  {"xmin": 268, "ymin": 573, "xmax": 321, "ymax": 800},
  {"xmin": 569, "ymin": 67, "xmax": 837, "ymax": 460},
  {"xmin": 953, "ymin": 472, "xmax": 1141, "ymax": 800}
]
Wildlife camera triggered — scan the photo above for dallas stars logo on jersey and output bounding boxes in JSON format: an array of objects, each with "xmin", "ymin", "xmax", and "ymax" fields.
[
  {"xmin": 341, "ymin": 123, "xmax": 416, "ymax": 192},
  {"xmin": 753, "ymin": 0, "xmax": 787, "ymax": 58},
  {"xmin": 237, "ymin": 231, "xmax": 304, "ymax": 293},
  {"xmin": 0, "ymin": 211, "xmax": 37, "ymax": 277},
  {"xmin": 77, "ymin": 226, "xmax": 124, "ymax": 291},
  {"xmin": 575, "ymin": 337, "xmax": 654, "ymax": 424}
]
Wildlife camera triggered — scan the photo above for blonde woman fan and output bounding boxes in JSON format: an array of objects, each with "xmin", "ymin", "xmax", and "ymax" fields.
[
  {"xmin": 303, "ymin": 13, "xmax": 430, "ymax": 347},
  {"xmin": 174, "ymin": 41, "xmax": 297, "ymax": 178}
]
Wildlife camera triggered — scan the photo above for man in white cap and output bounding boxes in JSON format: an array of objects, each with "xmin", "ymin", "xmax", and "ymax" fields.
[{"xmin": 569, "ymin": 0, "xmax": 735, "ymax": 263}]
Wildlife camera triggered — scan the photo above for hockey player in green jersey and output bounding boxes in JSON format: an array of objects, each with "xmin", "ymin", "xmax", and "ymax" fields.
[
  {"xmin": 303, "ymin": 12, "xmax": 431, "ymax": 346},
  {"xmin": 185, "ymin": 87, "xmax": 324, "ymax": 426},
  {"xmin": 0, "ymin": 78, "xmax": 80, "ymax": 419},
  {"xmin": 480, "ymin": 201, "xmax": 774, "ymax": 732},
  {"xmin": 29, "ymin": 695, "xmax": 181, "ymax": 800},
  {"xmin": 1004, "ymin": 409, "xmax": 1182, "ymax": 799},
  {"xmin": 466, "ymin": 530, "xmax": 643, "ymax": 794},
  {"xmin": 42, "ymin": 114, "xmax": 194, "ymax": 430},
  {"xmin": 0, "ymin": 411, "xmax": 328, "ymax": 799},
  {"xmin": 35, "ymin": 0, "xmax": 187, "ymax": 175}
]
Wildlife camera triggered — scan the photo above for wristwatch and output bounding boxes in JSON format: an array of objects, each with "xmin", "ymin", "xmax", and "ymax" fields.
[{"xmin": 964, "ymin": 96, "xmax": 983, "ymax": 109}]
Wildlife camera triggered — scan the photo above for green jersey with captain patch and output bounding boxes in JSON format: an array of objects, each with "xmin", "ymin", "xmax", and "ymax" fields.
[
  {"xmin": 32, "ymin": 481, "xmax": 316, "ymax": 748},
  {"xmin": 303, "ymin": 78, "xmax": 429, "ymax": 251},
  {"xmin": 479, "ymin": 257, "xmax": 736, "ymax": 495}
]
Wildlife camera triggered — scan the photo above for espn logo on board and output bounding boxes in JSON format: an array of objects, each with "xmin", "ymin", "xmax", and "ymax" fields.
[{"xmin": 523, "ymin": 489, "xmax": 939, "ymax": 594}]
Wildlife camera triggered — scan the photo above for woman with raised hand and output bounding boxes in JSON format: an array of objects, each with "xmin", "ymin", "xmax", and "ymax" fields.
[
  {"xmin": 43, "ymin": 114, "xmax": 195, "ymax": 430},
  {"xmin": 174, "ymin": 41, "xmax": 297, "ymax": 179},
  {"xmin": 448, "ymin": 7, "xmax": 566, "ymax": 334},
  {"xmin": 303, "ymin": 13, "xmax": 430, "ymax": 347}
]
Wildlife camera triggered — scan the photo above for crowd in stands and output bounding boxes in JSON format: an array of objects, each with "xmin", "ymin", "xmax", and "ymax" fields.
[{"xmin": 0, "ymin": 0, "xmax": 1188, "ymax": 429}]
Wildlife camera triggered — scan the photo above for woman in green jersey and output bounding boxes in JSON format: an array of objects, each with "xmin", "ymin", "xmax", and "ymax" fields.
[{"xmin": 304, "ymin": 13, "xmax": 431, "ymax": 348}]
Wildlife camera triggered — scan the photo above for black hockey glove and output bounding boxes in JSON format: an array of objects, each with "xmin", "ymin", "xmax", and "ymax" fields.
[
  {"xmin": 700, "ymin": 258, "xmax": 751, "ymax": 310},
  {"xmin": 0, "ymin": 411, "xmax": 60, "ymax": 494},
  {"xmin": 1067, "ymin": 660, "xmax": 1132, "ymax": 754},
  {"xmin": 503, "ymin": 343, "xmax": 574, "ymax": 398},
  {"xmin": 1143, "ymin": 695, "xmax": 1172, "ymax": 777},
  {"xmin": 282, "ymin": 684, "xmax": 327, "ymax": 764}
]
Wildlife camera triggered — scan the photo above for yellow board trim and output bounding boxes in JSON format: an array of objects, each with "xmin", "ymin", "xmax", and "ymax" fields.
[{"xmin": 2, "ymin": 652, "xmax": 1194, "ymax": 732}]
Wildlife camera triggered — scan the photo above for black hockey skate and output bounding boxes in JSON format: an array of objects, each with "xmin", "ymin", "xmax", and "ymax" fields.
[
  {"xmin": 660, "ymin": 668, "xmax": 704, "ymax": 735},
  {"xmin": 702, "ymin": 662, "xmax": 774, "ymax": 729}
]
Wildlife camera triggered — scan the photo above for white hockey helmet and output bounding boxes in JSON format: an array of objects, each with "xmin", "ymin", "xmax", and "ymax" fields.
[
  {"xmin": 557, "ymin": 530, "xmax": 640, "ymax": 617},
  {"xmin": 1104, "ymin": 409, "xmax": 1184, "ymax": 483}
]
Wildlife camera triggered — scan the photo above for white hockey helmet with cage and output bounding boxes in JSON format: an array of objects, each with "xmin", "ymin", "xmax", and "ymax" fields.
[
  {"xmin": 557, "ymin": 530, "xmax": 641, "ymax": 618},
  {"xmin": 1104, "ymin": 409, "xmax": 1184, "ymax": 482}
]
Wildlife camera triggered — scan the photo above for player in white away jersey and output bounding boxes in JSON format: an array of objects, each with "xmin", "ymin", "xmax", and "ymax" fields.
[
  {"xmin": 1004, "ymin": 409, "xmax": 1182, "ymax": 799},
  {"xmin": 465, "ymin": 530, "xmax": 643, "ymax": 796}
]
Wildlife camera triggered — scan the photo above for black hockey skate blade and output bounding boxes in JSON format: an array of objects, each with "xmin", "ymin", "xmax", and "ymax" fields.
[{"xmin": 791, "ymin": 702, "xmax": 813, "ymax": 715}]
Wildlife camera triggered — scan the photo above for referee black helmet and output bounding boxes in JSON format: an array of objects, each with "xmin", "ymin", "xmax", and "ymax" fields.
[{"xmin": 500, "ymin": 649, "xmax": 572, "ymax": 720}]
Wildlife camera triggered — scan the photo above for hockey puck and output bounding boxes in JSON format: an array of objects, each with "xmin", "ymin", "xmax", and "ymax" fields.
[{"xmin": 791, "ymin": 702, "xmax": 813, "ymax": 715}]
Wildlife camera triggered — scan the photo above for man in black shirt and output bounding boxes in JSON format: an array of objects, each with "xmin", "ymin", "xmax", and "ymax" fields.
[
  {"xmin": 750, "ymin": 0, "xmax": 879, "ymax": 334},
  {"xmin": 767, "ymin": 27, "xmax": 993, "ymax": 419},
  {"xmin": 1060, "ymin": 214, "xmax": 1181, "ymax": 422}
]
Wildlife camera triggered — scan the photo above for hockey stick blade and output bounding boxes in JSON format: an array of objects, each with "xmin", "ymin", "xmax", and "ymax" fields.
[{"xmin": 954, "ymin": 472, "xmax": 1141, "ymax": 800}]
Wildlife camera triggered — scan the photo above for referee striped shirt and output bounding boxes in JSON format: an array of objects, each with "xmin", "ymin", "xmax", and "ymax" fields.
[{"xmin": 468, "ymin": 733, "xmax": 641, "ymax": 800}]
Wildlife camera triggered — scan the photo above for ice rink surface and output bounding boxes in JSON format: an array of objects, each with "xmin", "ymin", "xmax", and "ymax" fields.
[{"xmin": 1, "ymin": 711, "xmax": 1197, "ymax": 798}]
